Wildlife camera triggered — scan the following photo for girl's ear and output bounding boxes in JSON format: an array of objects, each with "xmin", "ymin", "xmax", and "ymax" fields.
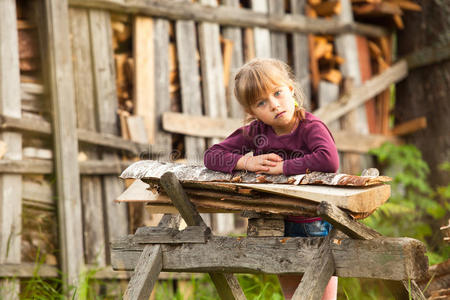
[{"xmin": 288, "ymin": 85, "xmax": 294, "ymax": 96}]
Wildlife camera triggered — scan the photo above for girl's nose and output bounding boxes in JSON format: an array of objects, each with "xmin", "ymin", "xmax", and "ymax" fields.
[{"xmin": 269, "ymin": 97, "xmax": 280, "ymax": 110}]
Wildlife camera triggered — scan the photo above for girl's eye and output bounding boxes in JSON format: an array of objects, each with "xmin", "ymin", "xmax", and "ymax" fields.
[
  {"xmin": 274, "ymin": 91, "xmax": 281, "ymax": 97},
  {"xmin": 257, "ymin": 100, "xmax": 266, "ymax": 107}
]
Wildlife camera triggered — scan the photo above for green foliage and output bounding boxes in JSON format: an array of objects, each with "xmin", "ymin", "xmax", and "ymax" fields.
[
  {"xmin": 367, "ymin": 142, "xmax": 449, "ymax": 264},
  {"xmin": 237, "ymin": 274, "xmax": 283, "ymax": 300}
]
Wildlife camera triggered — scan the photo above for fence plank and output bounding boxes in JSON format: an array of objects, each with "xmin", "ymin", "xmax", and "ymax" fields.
[
  {"xmin": 176, "ymin": 1, "xmax": 205, "ymax": 163},
  {"xmin": 0, "ymin": 0, "xmax": 22, "ymax": 297},
  {"xmin": 89, "ymin": 9, "xmax": 129, "ymax": 262},
  {"xmin": 251, "ymin": 0, "xmax": 271, "ymax": 58},
  {"xmin": 222, "ymin": 0, "xmax": 244, "ymax": 119},
  {"xmin": 291, "ymin": 0, "xmax": 311, "ymax": 110},
  {"xmin": 42, "ymin": 0, "xmax": 84, "ymax": 289},
  {"xmin": 268, "ymin": 1, "xmax": 287, "ymax": 62},
  {"xmin": 134, "ymin": 16, "xmax": 155, "ymax": 144},
  {"xmin": 153, "ymin": 18, "xmax": 172, "ymax": 157},
  {"xmin": 69, "ymin": 7, "xmax": 107, "ymax": 267}
]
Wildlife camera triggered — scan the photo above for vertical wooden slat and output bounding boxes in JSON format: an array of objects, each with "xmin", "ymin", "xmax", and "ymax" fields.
[
  {"xmin": 134, "ymin": 16, "xmax": 155, "ymax": 144},
  {"xmin": 335, "ymin": 0, "xmax": 370, "ymax": 174},
  {"xmin": 251, "ymin": 0, "xmax": 271, "ymax": 58},
  {"xmin": 222, "ymin": 0, "xmax": 245, "ymax": 119},
  {"xmin": 43, "ymin": 0, "xmax": 84, "ymax": 288},
  {"xmin": 153, "ymin": 18, "xmax": 172, "ymax": 157},
  {"xmin": 291, "ymin": 0, "xmax": 312, "ymax": 110},
  {"xmin": 176, "ymin": 0, "xmax": 206, "ymax": 163},
  {"xmin": 0, "ymin": 0, "xmax": 22, "ymax": 297},
  {"xmin": 268, "ymin": 1, "xmax": 288, "ymax": 62},
  {"xmin": 69, "ymin": 8, "xmax": 106, "ymax": 267},
  {"xmin": 199, "ymin": 0, "xmax": 234, "ymax": 234},
  {"xmin": 89, "ymin": 9, "xmax": 129, "ymax": 260}
]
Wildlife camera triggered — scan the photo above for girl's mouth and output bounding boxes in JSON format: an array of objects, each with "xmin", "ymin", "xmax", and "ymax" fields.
[{"xmin": 275, "ymin": 111, "xmax": 285, "ymax": 119}]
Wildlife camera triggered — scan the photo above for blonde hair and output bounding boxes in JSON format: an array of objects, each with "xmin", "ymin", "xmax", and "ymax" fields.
[{"xmin": 234, "ymin": 58, "xmax": 305, "ymax": 122}]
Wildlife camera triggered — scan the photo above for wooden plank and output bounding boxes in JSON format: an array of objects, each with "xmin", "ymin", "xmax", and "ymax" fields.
[
  {"xmin": 69, "ymin": 7, "xmax": 106, "ymax": 267},
  {"xmin": 391, "ymin": 116, "xmax": 427, "ymax": 136},
  {"xmin": 235, "ymin": 183, "xmax": 390, "ymax": 213},
  {"xmin": 319, "ymin": 202, "xmax": 427, "ymax": 299},
  {"xmin": 318, "ymin": 80, "xmax": 340, "ymax": 131},
  {"xmin": 313, "ymin": 60, "xmax": 408, "ymax": 125},
  {"xmin": 159, "ymin": 172, "xmax": 245, "ymax": 299},
  {"xmin": 292, "ymin": 234, "xmax": 335, "ymax": 300},
  {"xmin": 153, "ymin": 18, "xmax": 172, "ymax": 156},
  {"xmin": 175, "ymin": 5, "xmax": 206, "ymax": 162},
  {"xmin": 268, "ymin": 1, "xmax": 287, "ymax": 62},
  {"xmin": 251, "ymin": 0, "xmax": 271, "ymax": 58},
  {"xmin": 111, "ymin": 235, "xmax": 428, "ymax": 280},
  {"xmin": 133, "ymin": 16, "xmax": 155, "ymax": 144},
  {"xmin": 133, "ymin": 226, "xmax": 208, "ymax": 244},
  {"xmin": 198, "ymin": 0, "xmax": 227, "ymax": 146},
  {"xmin": 116, "ymin": 179, "xmax": 159, "ymax": 203},
  {"xmin": 0, "ymin": 114, "xmax": 158, "ymax": 155},
  {"xmin": 123, "ymin": 245, "xmax": 162, "ymax": 300},
  {"xmin": 42, "ymin": 0, "xmax": 84, "ymax": 288},
  {"xmin": 89, "ymin": 8, "xmax": 129, "ymax": 250},
  {"xmin": 291, "ymin": 0, "xmax": 311, "ymax": 110},
  {"xmin": 159, "ymin": 172, "xmax": 207, "ymax": 228},
  {"xmin": 0, "ymin": 0, "xmax": 22, "ymax": 297},
  {"xmin": 69, "ymin": 0, "xmax": 388, "ymax": 37},
  {"xmin": 222, "ymin": 0, "xmax": 244, "ymax": 119}
]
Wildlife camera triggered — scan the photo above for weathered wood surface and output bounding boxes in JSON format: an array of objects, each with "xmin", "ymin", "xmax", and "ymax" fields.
[
  {"xmin": 247, "ymin": 217, "xmax": 285, "ymax": 237},
  {"xmin": 268, "ymin": 1, "xmax": 287, "ymax": 62},
  {"xmin": 319, "ymin": 202, "xmax": 427, "ymax": 299},
  {"xmin": 123, "ymin": 245, "xmax": 162, "ymax": 300},
  {"xmin": 159, "ymin": 172, "xmax": 244, "ymax": 299},
  {"xmin": 89, "ymin": 8, "xmax": 129, "ymax": 253},
  {"xmin": 251, "ymin": 0, "xmax": 271, "ymax": 58},
  {"xmin": 133, "ymin": 226, "xmax": 208, "ymax": 244},
  {"xmin": 111, "ymin": 236, "xmax": 428, "ymax": 281},
  {"xmin": 314, "ymin": 60, "xmax": 408, "ymax": 125},
  {"xmin": 43, "ymin": 0, "xmax": 84, "ymax": 288},
  {"xmin": 120, "ymin": 160, "xmax": 391, "ymax": 186},
  {"xmin": 175, "ymin": 3, "xmax": 206, "ymax": 163},
  {"xmin": 69, "ymin": 7, "xmax": 106, "ymax": 267},
  {"xmin": 291, "ymin": 0, "xmax": 311, "ymax": 110},
  {"xmin": 0, "ymin": 0, "xmax": 22, "ymax": 297},
  {"xmin": 292, "ymin": 233, "xmax": 335, "ymax": 300}
]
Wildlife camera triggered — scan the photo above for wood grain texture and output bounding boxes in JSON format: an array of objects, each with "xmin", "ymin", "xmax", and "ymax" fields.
[
  {"xmin": 291, "ymin": 0, "xmax": 311, "ymax": 110},
  {"xmin": 209, "ymin": 272, "xmax": 246, "ymax": 300},
  {"xmin": 268, "ymin": 0, "xmax": 287, "ymax": 62},
  {"xmin": 292, "ymin": 234, "xmax": 335, "ymax": 300},
  {"xmin": 251, "ymin": 0, "xmax": 271, "ymax": 58},
  {"xmin": 89, "ymin": 9, "xmax": 129, "ymax": 250},
  {"xmin": 69, "ymin": 7, "xmax": 106, "ymax": 267},
  {"xmin": 133, "ymin": 226, "xmax": 208, "ymax": 244},
  {"xmin": 175, "ymin": 3, "xmax": 206, "ymax": 163},
  {"xmin": 43, "ymin": 0, "xmax": 84, "ymax": 288},
  {"xmin": 133, "ymin": 16, "xmax": 155, "ymax": 144},
  {"xmin": 69, "ymin": 0, "xmax": 388, "ymax": 37},
  {"xmin": 0, "ymin": 0, "xmax": 22, "ymax": 297},
  {"xmin": 111, "ymin": 236, "xmax": 428, "ymax": 280},
  {"xmin": 123, "ymin": 245, "xmax": 162, "ymax": 300}
]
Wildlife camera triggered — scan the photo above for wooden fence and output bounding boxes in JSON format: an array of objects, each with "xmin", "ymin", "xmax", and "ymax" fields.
[{"xmin": 1, "ymin": 0, "xmax": 442, "ymax": 297}]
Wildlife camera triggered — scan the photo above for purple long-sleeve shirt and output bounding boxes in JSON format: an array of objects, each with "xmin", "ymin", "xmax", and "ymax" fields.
[{"xmin": 204, "ymin": 112, "xmax": 339, "ymax": 176}]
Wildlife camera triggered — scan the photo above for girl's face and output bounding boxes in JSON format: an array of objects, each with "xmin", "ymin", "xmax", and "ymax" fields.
[{"xmin": 248, "ymin": 85, "xmax": 297, "ymax": 135}]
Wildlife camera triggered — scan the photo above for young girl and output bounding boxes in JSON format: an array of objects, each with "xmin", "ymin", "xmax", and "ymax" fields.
[{"xmin": 204, "ymin": 58, "xmax": 338, "ymax": 300}]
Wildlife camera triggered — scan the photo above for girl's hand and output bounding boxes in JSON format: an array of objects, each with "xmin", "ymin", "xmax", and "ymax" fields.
[
  {"xmin": 237, "ymin": 153, "xmax": 283, "ymax": 173},
  {"xmin": 257, "ymin": 161, "xmax": 284, "ymax": 175}
]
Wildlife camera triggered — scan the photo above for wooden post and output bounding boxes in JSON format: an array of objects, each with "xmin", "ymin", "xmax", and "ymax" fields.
[
  {"xmin": 42, "ymin": 0, "xmax": 85, "ymax": 289},
  {"xmin": 89, "ymin": 9, "xmax": 129, "ymax": 262},
  {"xmin": 318, "ymin": 201, "xmax": 426, "ymax": 300},
  {"xmin": 159, "ymin": 172, "xmax": 246, "ymax": 300},
  {"xmin": 268, "ymin": 1, "xmax": 287, "ymax": 62},
  {"xmin": 292, "ymin": 233, "xmax": 336, "ymax": 300},
  {"xmin": 0, "ymin": 0, "xmax": 22, "ymax": 298}
]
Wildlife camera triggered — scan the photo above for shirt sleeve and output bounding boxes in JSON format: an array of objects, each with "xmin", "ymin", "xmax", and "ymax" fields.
[
  {"xmin": 204, "ymin": 126, "xmax": 253, "ymax": 173},
  {"xmin": 283, "ymin": 120, "xmax": 339, "ymax": 176}
]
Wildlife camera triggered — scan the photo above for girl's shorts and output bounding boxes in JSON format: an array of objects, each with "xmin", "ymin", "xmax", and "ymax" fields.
[{"xmin": 284, "ymin": 220, "xmax": 332, "ymax": 237}]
